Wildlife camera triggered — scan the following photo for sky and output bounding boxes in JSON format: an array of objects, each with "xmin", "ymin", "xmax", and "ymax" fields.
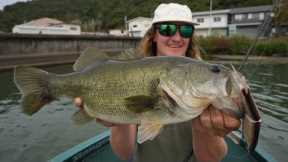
[{"xmin": 0, "ymin": 0, "xmax": 29, "ymax": 10}]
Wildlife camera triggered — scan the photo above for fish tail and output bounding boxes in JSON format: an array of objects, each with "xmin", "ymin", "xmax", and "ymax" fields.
[{"xmin": 14, "ymin": 66, "xmax": 55, "ymax": 115}]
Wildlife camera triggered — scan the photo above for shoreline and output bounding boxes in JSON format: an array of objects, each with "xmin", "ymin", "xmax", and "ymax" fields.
[{"xmin": 206, "ymin": 55, "xmax": 288, "ymax": 64}]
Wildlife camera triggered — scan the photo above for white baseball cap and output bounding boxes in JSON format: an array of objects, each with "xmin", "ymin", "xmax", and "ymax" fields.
[{"xmin": 152, "ymin": 3, "xmax": 197, "ymax": 25}]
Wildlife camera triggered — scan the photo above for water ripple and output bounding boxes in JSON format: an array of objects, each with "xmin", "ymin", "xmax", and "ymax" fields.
[
  {"xmin": 253, "ymin": 93, "xmax": 284, "ymax": 103},
  {"xmin": 274, "ymin": 83, "xmax": 288, "ymax": 88},
  {"xmin": 258, "ymin": 72, "xmax": 273, "ymax": 77}
]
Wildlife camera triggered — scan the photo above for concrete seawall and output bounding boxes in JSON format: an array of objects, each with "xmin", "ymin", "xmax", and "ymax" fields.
[{"xmin": 0, "ymin": 34, "xmax": 140, "ymax": 70}]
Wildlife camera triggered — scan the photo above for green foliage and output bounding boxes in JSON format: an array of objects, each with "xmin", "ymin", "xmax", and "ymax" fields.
[
  {"xmin": 274, "ymin": 0, "xmax": 288, "ymax": 25},
  {"xmin": 255, "ymin": 37, "xmax": 288, "ymax": 56},
  {"xmin": 197, "ymin": 36, "xmax": 231, "ymax": 54},
  {"xmin": 198, "ymin": 36, "xmax": 288, "ymax": 56},
  {"xmin": 229, "ymin": 36, "xmax": 252, "ymax": 55},
  {"xmin": 0, "ymin": 0, "xmax": 274, "ymax": 32}
]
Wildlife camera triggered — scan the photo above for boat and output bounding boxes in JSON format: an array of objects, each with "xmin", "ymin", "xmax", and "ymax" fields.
[{"xmin": 49, "ymin": 130, "xmax": 278, "ymax": 162}]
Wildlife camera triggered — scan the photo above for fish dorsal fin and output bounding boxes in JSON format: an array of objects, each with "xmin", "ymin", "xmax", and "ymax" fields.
[
  {"xmin": 73, "ymin": 48, "xmax": 110, "ymax": 71},
  {"xmin": 137, "ymin": 121, "xmax": 163, "ymax": 144},
  {"xmin": 73, "ymin": 48, "xmax": 144, "ymax": 71},
  {"xmin": 125, "ymin": 95, "xmax": 157, "ymax": 113},
  {"xmin": 113, "ymin": 48, "xmax": 144, "ymax": 60}
]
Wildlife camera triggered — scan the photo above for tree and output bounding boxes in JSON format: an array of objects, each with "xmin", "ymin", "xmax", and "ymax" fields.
[
  {"xmin": 0, "ymin": 0, "xmax": 275, "ymax": 32},
  {"xmin": 276, "ymin": 0, "xmax": 288, "ymax": 23}
]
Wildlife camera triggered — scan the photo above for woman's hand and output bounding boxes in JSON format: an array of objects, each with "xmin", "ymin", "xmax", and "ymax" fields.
[
  {"xmin": 74, "ymin": 97, "xmax": 136, "ymax": 160},
  {"xmin": 192, "ymin": 105, "xmax": 240, "ymax": 162},
  {"xmin": 192, "ymin": 105, "xmax": 241, "ymax": 137},
  {"xmin": 73, "ymin": 97, "xmax": 119, "ymax": 127}
]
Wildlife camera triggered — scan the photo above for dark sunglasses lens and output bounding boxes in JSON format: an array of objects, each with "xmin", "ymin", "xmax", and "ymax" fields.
[
  {"xmin": 180, "ymin": 25, "xmax": 194, "ymax": 38},
  {"xmin": 159, "ymin": 24, "xmax": 177, "ymax": 36}
]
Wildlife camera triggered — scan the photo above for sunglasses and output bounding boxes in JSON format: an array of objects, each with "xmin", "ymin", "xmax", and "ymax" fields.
[{"xmin": 155, "ymin": 23, "xmax": 194, "ymax": 38}]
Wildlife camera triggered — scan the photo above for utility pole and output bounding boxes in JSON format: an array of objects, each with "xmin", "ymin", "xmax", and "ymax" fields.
[
  {"xmin": 208, "ymin": 0, "xmax": 213, "ymax": 36},
  {"xmin": 124, "ymin": 16, "xmax": 127, "ymax": 33}
]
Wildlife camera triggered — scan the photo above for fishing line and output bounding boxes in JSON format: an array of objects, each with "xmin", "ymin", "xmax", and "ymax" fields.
[
  {"xmin": 240, "ymin": 20, "xmax": 273, "ymax": 91},
  {"xmin": 238, "ymin": 15, "xmax": 273, "ymax": 70},
  {"xmin": 239, "ymin": 0, "xmax": 282, "ymax": 71}
]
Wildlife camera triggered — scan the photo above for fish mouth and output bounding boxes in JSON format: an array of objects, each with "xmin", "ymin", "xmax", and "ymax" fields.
[
  {"xmin": 241, "ymin": 89, "xmax": 261, "ymax": 121},
  {"xmin": 229, "ymin": 69, "xmax": 262, "ymax": 152},
  {"xmin": 241, "ymin": 88, "xmax": 261, "ymax": 152}
]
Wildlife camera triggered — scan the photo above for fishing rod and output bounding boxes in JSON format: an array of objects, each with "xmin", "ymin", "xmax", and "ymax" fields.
[
  {"xmin": 238, "ymin": 0, "xmax": 282, "ymax": 70},
  {"xmin": 238, "ymin": 16, "xmax": 273, "ymax": 70}
]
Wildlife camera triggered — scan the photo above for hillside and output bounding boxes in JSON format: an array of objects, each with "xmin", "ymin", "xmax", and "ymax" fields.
[{"xmin": 0, "ymin": 0, "xmax": 273, "ymax": 32}]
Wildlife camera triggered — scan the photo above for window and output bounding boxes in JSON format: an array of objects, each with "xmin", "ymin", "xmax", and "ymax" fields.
[
  {"xmin": 133, "ymin": 24, "xmax": 138, "ymax": 28},
  {"xmin": 259, "ymin": 13, "xmax": 265, "ymax": 20},
  {"xmin": 197, "ymin": 18, "xmax": 204, "ymax": 23},
  {"xmin": 70, "ymin": 27, "xmax": 78, "ymax": 31},
  {"xmin": 53, "ymin": 25, "xmax": 63, "ymax": 27},
  {"xmin": 235, "ymin": 14, "xmax": 243, "ymax": 20},
  {"xmin": 144, "ymin": 23, "xmax": 150, "ymax": 28},
  {"xmin": 248, "ymin": 13, "xmax": 253, "ymax": 19},
  {"xmin": 214, "ymin": 17, "xmax": 221, "ymax": 22}
]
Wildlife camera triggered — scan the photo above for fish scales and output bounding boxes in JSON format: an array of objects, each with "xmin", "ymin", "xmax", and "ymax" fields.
[{"xmin": 77, "ymin": 60, "xmax": 173, "ymax": 123}]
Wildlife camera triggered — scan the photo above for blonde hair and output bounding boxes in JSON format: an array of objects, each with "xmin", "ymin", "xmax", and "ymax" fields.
[{"xmin": 136, "ymin": 26, "xmax": 202, "ymax": 59}]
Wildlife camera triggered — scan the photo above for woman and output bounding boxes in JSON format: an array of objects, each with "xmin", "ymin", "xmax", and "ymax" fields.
[{"xmin": 75, "ymin": 3, "xmax": 240, "ymax": 162}]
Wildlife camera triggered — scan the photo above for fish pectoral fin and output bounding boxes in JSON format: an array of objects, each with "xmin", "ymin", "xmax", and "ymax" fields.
[
  {"xmin": 158, "ymin": 89, "xmax": 178, "ymax": 112},
  {"xmin": 125, "ymin": 95, "xmax": 157, "ymax": 113},
  {"xmin": 137, "ymin": 122, "xmax": 163, "ymax": 144},
  {"xmin": 72, "ymin": 109, "xmax": 94, "ymax": 125}
]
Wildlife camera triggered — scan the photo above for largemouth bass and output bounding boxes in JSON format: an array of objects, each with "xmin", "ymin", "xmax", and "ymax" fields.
[{"xmin": 13, "ymin": 48, "xmax": 261, "ymax": 151}]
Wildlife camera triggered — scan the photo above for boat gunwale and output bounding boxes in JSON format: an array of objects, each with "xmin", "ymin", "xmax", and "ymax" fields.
[
  {"xmin": 49, "ymin": 131, "xmax": 110, "ymax": 162},
  {"xmin": 49, "ymin": 130, "xmax": 278, "ymax": 162}
]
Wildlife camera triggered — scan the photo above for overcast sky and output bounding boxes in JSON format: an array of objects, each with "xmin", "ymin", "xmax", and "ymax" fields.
[{"xmin": 0, "ymin": 0, "xmax": 29, "ymax": 10}]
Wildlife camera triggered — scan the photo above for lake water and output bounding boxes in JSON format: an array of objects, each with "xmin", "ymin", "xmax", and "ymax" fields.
[{"xmin": 0, "ymin": 61, "xmax": 287, "ymax": 162}]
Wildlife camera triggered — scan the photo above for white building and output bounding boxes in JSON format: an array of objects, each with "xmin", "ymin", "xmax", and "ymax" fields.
[
  {"xmin": 229, "ymin": 5, "xmax": 273, "ymax": 37},
  {"xmin": 127, "ymin": 17, "xmax": 152, "ymax": 37},
  {"xmin": 12, "ymin": 17, "xmax": 81, "ymax": 35},
  {"xmin": 192, "ymin": 9, "xmax": 230, "ymax": 37},
  {"xmin": 109, "ymin": 29, "xmax": 128, "ymax": 36},
  {"xmin": 126, "ymin": 5, "xmax": 273, "ymax": 38}
]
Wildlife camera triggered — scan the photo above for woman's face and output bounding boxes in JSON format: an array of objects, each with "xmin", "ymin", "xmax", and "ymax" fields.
[{"xmin": 153, "ymin": 23, "xmax": 192, "ymax": 57}]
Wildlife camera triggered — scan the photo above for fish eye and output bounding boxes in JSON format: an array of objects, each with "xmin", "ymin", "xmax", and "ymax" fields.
[{"xmin": 210, "ymin": 65, "xmax": 221, "ymax": 73}]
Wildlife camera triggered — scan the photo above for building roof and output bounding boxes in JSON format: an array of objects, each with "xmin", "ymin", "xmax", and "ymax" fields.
[
  {"xmin": 193, "ymin": 9, "xmax": 230, "ymax": 16},
  {"xmin": 24, "ymin": 17, "xmax": 64, "ymax": 27},
  {"xmin": 230, "ymin": 5, "xmax": 273, "ymax": 14}
]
